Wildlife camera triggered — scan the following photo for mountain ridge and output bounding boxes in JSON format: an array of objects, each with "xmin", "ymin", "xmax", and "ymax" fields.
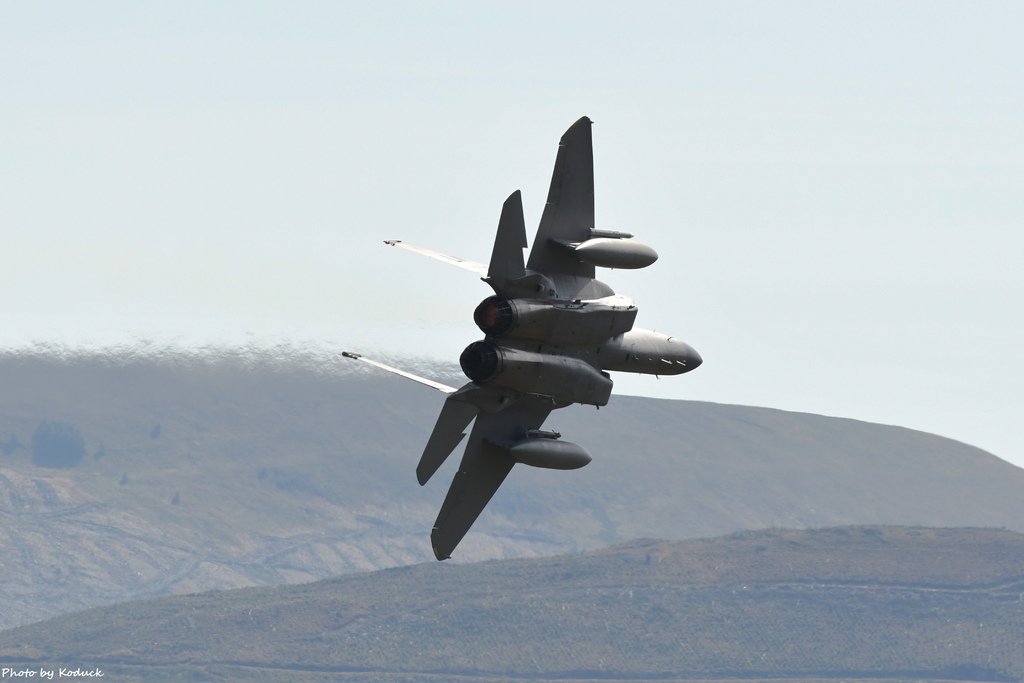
[
  {"xmin": 1, "ymin": 526, "xmax": 1021, "ymax": 682},
  {"xmin": 1, "ymin": 354, "xmax": 1022, "ymax": 632}
]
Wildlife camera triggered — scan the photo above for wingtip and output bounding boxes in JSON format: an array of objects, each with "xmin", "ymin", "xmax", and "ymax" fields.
[
  {"xmin": 431, "ymin": 529, "xmax": 452, "ymax": 561},
  {"xmin": 560, "ymin": 116, "xmax": 594, "ymax": 144}
]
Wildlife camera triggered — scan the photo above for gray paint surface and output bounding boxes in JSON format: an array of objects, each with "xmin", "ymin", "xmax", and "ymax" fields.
[{"xmin": 387, "ymin": 117, "xmax": 701, "ymax": 558}]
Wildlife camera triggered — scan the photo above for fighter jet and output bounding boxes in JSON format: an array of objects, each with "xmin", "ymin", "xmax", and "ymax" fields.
[{"xmin": 346, "ymin": 116, "xmax": 701, "ymax": 560}]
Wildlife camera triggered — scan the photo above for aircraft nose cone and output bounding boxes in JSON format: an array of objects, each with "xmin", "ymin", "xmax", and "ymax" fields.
[
  {"xmin": 663, "ymin": 337, "xmax": 704, "ymax": 374},
  {"xmin": 683, "ymin": 343, "xmax": 702, "ymax": 372}
]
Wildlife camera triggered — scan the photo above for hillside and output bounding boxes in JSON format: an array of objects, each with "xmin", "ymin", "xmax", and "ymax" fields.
[
  {"xmin": 1, "ymin": 353, "xmax": 1023, "ymax": 630},
  {"xmin": 1, "ymin": 526, "xmax": 1022, "ymax": 682}
]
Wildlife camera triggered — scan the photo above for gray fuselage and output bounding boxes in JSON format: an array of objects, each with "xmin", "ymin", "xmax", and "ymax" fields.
[{"xmin": 462, "ymin": 280, "xmax": 702, "ymax": 407}]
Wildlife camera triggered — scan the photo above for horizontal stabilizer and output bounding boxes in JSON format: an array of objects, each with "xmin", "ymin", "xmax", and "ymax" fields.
[
  {"xmin": 431, "ymin": 439, "xmax": 513, "ymax": 560},
  {"xmin": 429, "ymin": 395, "xmax": 554, "ymax": 560}
]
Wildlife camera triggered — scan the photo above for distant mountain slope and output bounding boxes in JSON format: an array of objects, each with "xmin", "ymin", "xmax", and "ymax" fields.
[
  {"xmin": 1, "ymin": 527, "xmax": 1022, "ymax": 682},
  {"xmin": 1, "ymin": 354, "xmax": 1023, "ymax": 630}
]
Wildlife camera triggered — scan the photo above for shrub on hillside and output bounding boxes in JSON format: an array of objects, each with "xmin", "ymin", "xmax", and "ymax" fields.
[{"xmin": 31, "ymin": 421, "xmax": 87, "ymax": 469}]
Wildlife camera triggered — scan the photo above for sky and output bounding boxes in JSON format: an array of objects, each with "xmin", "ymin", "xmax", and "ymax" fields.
[{"xmin": 2, "ymin": 2, "xmax": 1022, "ymax": 467}]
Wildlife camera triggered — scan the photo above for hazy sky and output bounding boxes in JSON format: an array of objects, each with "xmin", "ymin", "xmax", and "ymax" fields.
[{"xmin": 3, "ymin": 2, "xmax": 1022, "ymax": 467}]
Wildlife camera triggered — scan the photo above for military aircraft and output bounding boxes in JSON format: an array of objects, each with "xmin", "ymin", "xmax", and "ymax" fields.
[{"xmin": 345, "ymin": 116, "xmax": 701, "ymax": 560}]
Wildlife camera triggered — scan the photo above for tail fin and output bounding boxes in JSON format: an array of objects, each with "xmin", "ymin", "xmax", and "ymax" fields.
[
  {"xmin": 487, "ymin": 190, "xmax": 527, "ymax": 281},
  {"xmin": 416, "ymin": 382, "xmax": 517, "ymax": 485},
  {"xmin": 417, "ymin": 395, "xmax": 479, "ymax": 485},
  {"xmin": 526, "ymin": 116, "xmax": 595, "ymax": 280}
]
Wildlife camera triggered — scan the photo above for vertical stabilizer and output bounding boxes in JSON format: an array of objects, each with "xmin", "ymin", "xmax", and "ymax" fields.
[
  {"xmin": 417, "ymin": 395, "xmax": 480, "ymax": 486},
  {"xmin": 526, "ymin": 116, "xmax": 596, "ymax": 280},
  {"xmin": 488, "ymin": 190, "xmax": 527, "ymax": 281}
]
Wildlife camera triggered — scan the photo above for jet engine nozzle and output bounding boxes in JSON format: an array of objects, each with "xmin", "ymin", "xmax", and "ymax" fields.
[
  {"xmin": 473, "ymin": 294, "xmax": 638, "ymax": 343},
  {"xmin": 460, "ymin": 341, "xmax": 501, "ymax": 382},
  {"xmin": 473, "ymin": 296, "xmax": 515, "ymax": 336},
  {"xmin": 459, "ymin": 341, "xmax": 613, "ymax": 406}
]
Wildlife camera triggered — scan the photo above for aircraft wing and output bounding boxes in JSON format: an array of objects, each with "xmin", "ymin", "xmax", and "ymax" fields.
[
  {"xmin": 384, "ymin": 240, "xmax": 488, "ymax": 276},
  {"xmin": 430, "ymin": 395, "xmax": 553, "ymax": 560},
  {"xmin": 525, "ymin": 116, "xmax": 596, "ymax": 281},
  {"xmin": 342, "ymin": 351, "xmax": 456, "ymax": 393}
]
